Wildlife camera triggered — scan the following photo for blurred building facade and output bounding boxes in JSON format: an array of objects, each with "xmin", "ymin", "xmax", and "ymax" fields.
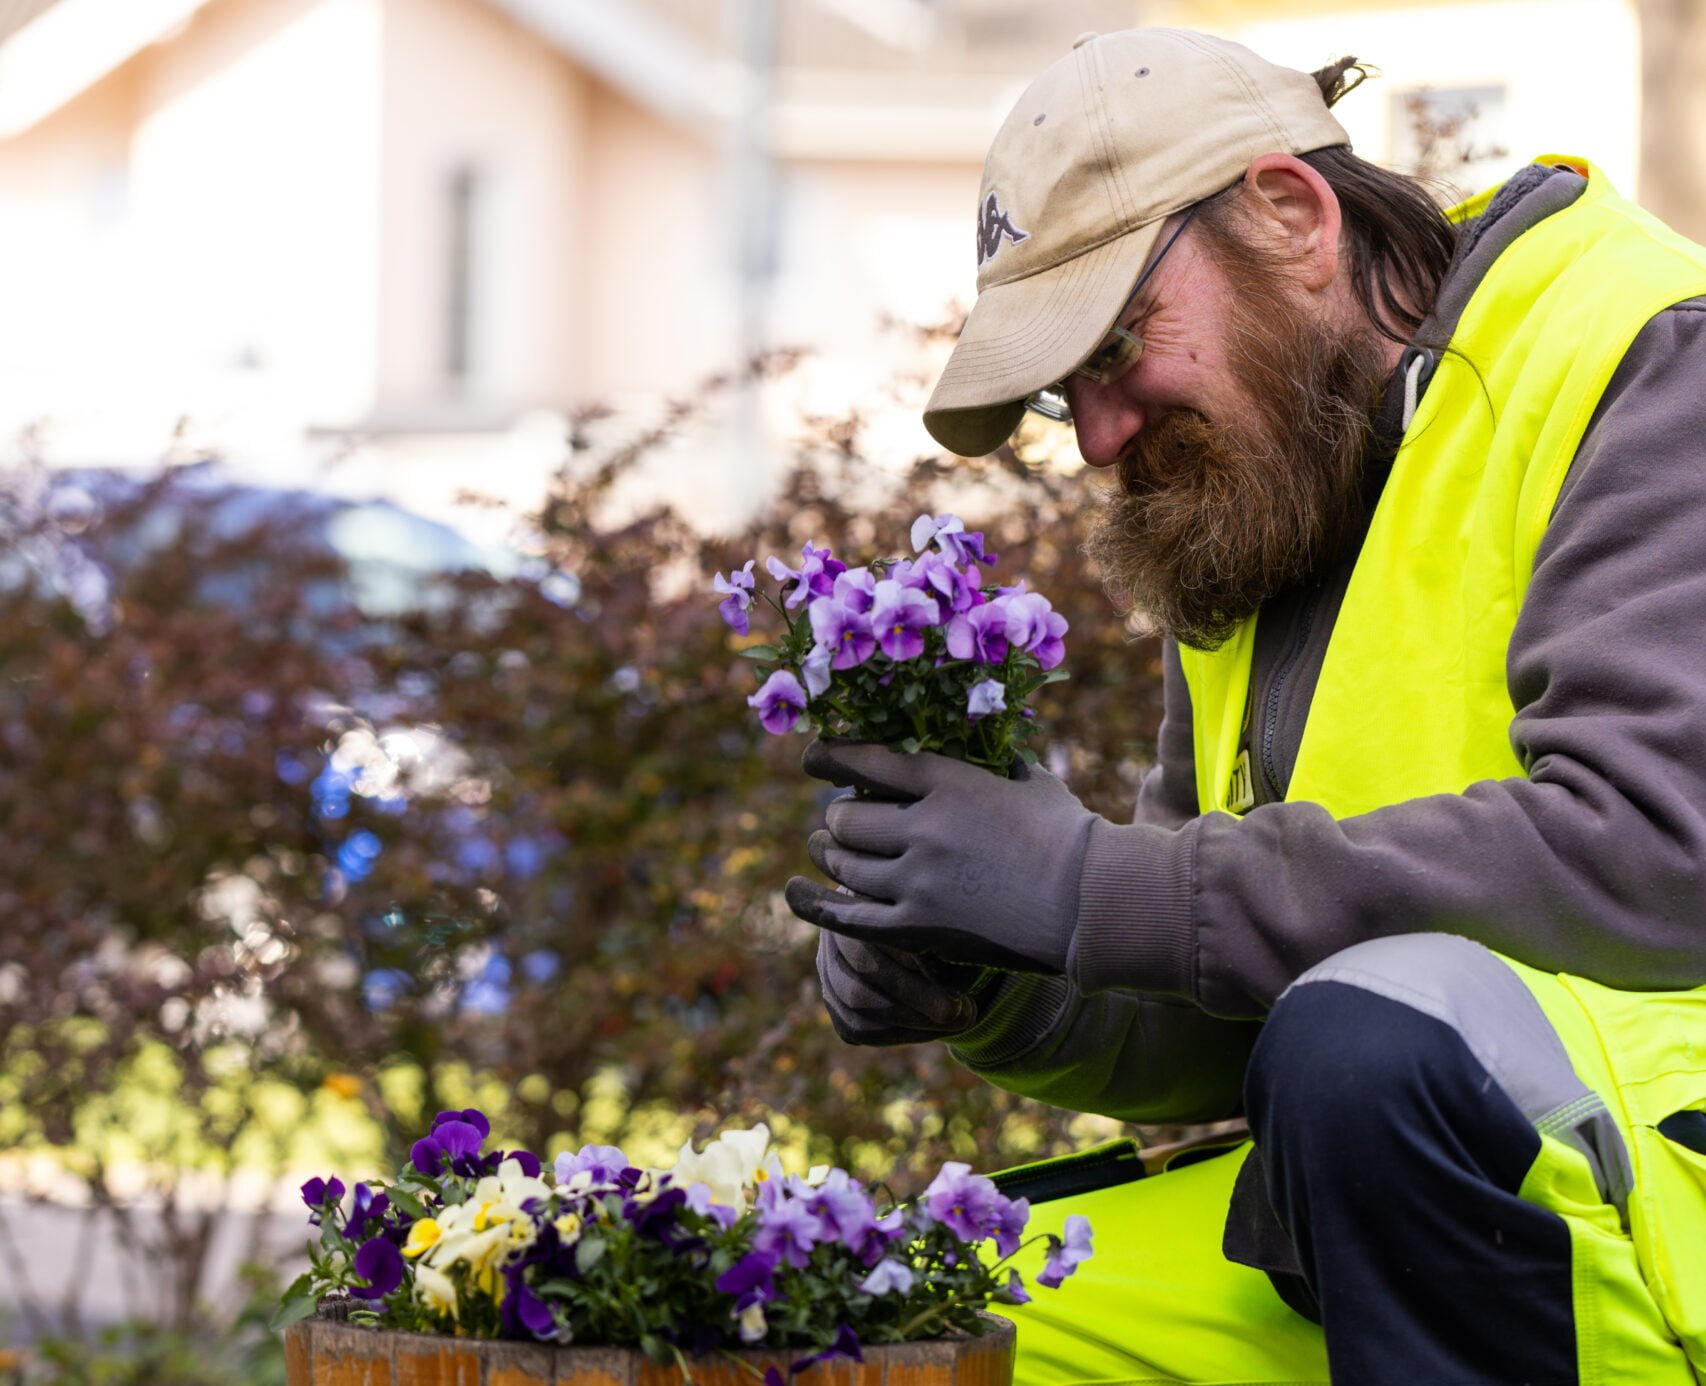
[{"xmin": 0, "ymin": 0, "xmax": 1648, "ymax": 520}]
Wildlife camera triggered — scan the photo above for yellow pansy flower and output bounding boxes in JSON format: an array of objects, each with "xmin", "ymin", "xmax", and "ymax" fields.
[{"xmin": 403, "ymin": 1218, "xmax": 442, "ymax": 1259}]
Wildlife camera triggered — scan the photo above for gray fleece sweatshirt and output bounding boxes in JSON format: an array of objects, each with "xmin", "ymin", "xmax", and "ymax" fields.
[{"xmin": 951, "ymin": 163, "xmax": 1706, "ymax": 1122}]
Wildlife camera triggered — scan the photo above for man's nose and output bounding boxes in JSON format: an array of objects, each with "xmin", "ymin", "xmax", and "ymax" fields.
[{"xmin": 1065, "ymin": 375, "xmax": 1145, "ymax": 468}]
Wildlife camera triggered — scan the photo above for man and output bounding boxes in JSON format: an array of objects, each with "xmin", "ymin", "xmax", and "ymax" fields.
[{"xmin": 785, "ymin": 27, "xmax": 1706, "ymax": 1386}]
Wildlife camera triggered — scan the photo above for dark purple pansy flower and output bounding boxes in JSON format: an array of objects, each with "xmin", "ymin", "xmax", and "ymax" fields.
[
  {"xmin": 301, "ymin": 1176, "xmax": 346, "ymax": 1226},
  {"xmin": 411, "ymin": 1117, "xmax": 487, "ymax": 1176},
  {"xmin": 346, "ymin": 1182, "xmax": 390, "ymax": 1241},
  {"xmin": 748, "ymin": 669, "xmax": 808, "ymax": 736},
  {"xmin": 504, "ymin": 1149, "xmax": 542, "ymax": 1179},
  {"xmin": 433, "ymin": 1108, "xmax": 491, "ymax": 1140},
  {"xmin": 515, "ymin": 1282, "xmax": 556, "ymax": 1338},
  {"xmin": 354, "ymin": 1236, "xmax": 404, "ymax": 1297},
  {"xmin": 625, "ymin": 1185, "xmax": 689, "ymax": 1240},
  {"xmin": 716, "ymin": 1248, "xmax": 779, "ymax": 1311},
  {"xmin": 790, "ymin": 1323, "xmax": 863, "ymax": 1373},
  {"xmin": 300, "ymin": 1175, "xmax": 345, "ymax": 1210}
]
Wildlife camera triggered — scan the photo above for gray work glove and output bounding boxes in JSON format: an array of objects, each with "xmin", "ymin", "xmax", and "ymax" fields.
[
  {"xmin": 817, "ymin": 932, "xmax": 988, "ymax": 1046},
  {"xmin": 785, "ymin": 740, "xmax": 1096, "ymax": 975}
]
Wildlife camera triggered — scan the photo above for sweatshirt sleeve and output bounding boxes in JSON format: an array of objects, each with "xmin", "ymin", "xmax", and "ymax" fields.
[
  {"xmin": 1072, "ymin": 302, "xmax": 1706, "ymax": 1018},
  {"xmin": 943, "ymin": 640, "xmax": 1256, "ymax": 1122}
]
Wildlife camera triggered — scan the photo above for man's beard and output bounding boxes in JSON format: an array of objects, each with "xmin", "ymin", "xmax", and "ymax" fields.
[{"xmin": 1082, "ymin": 250, "xmax": 1391, "ymax": 652}]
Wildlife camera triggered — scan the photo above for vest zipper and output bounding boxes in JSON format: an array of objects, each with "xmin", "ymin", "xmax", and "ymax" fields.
[{"xmin": 1260, "ymin": 588, "xmax": 1320, "ymax": 801}]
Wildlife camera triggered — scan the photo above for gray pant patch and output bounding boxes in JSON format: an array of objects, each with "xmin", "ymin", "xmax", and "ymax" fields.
[{"xmin": 1285, "ymin": 933, "xmax": 1633, "ymax": 1222}]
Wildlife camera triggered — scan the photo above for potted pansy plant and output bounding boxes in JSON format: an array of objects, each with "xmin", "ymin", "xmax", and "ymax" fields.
[
  {"xmin": 715, "ymin": 514, "xmax": 1069, "ymax": 773},
  {"xmin": 277, "ymin": 1111, "xmax": 1091, "ymax": 1385}
]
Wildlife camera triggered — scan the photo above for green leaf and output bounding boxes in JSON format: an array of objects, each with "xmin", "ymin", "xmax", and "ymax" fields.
[
  {"xmin": 576, "ymin": 1235, "xmax": 607, "ymax": 1274},
  {"xmin": 739, "ymin": 646, "xmax": 781, "ymax": 661},
  {"xmin": 386, "ymin": 1186, "xmax": 429, "ymax": 1219},
  {"xmin": 268, "ymin": 1291, "xmax": 320, "ymax": 1333},
  {"xmin": 899, "ymin": 737, "xmax": 922, "ymax": 754}
]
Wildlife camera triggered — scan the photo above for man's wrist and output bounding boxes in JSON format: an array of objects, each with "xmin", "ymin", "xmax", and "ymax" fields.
[{"xmin": 1069, "ymin": 819, "xmax": 1197, "ymax": 998}]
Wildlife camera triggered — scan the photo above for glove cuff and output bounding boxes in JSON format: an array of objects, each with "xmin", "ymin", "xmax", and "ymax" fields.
[
  {"xmin": 1070, "ymin": 819, "xmax": 1197, "ymax": 998},
  {"xmin": 949, "ymin": 973, "xmax": 1075, "ymax": 1070}
]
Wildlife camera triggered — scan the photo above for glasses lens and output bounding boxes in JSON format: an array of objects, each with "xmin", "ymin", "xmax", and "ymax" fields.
[{"xmin": 1026, "ymin": 386, "xmax": 1072, "ymax": 423}]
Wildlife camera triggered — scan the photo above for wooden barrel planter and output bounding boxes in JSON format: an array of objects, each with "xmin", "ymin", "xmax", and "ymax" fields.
[{"xmin": 282, "ymin": 1311, "xmax": 1016, "ymax": 1386}]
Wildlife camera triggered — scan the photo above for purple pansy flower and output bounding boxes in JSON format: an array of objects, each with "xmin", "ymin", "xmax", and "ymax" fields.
[
  {"xmin": 911, "ymin": 513, "xmax": 993, "ymax": 567},
  {"xmin": 831, "ymin": 566, "xmax": 877, "ymax": 614},
  {"xmin": 809, "ymin": 596, "xmax": 876, "ymax": 670},
  {"xmin": 858, "ymin": 1259, "xmax": 914, "ymax": 1295},
  {"xmin": 946, "ymin": 603, "xmax": 1011, "ymax": 663},
  {"xmin": 923, "ymin": 1161, "xmax": 1002, "ymax": 1242},
  {"xmin": 1001, "ymin": 1269, "xmax": 1032, "ymax": 1305},
  {"xmin": 994, "ymin": 1193, "xmax": 1030, "ymax": 1258},
  {"xmin": 801, "ymin": 643, "xmax": 833, "ymax": 698},
  {"xmin": 1002, "ymin": 591, "xmax": 1068, "ymax": 670},
  {"xmin": 753, "ymin": 1191, "xmax": 825, "ymax": 1269},
  {"xmin": 748, "ymin": 669, "xmax": 808, "ymax": 735},
  {"xmin": 766, "ymin": 542, "xmax": 846, "ymax": 610},
  {"xmin": 912, "ymin": 551, "xmax": 983, "ymax": 615},
  {"xmin": 555, "ymin": 1143, "xmax": 630, "ymax": 1185},
  {"xmin": 795, "ymin": 1170, "xmax": 876, "ymax": 1248},
  {"xmin": 1037, "ymin": 1213, "xmax": 1094, "ymax": 1288},
  {"xmin": 967, "ymin": 679, "xmax": 1006, "ymax": 722},
  {"xmin": 684, "ymin": 1181, "xmax": 740, "ymax": 1228},
  {"xmin": 713, "ymin": 561, "xmax": 757, "ymax": 636},
  {"xmin": 354, "ymin": 1236, "xmax": 404, "ymax": 1297},
  {"xmin": 869, "ymin": 579, "xmax": 939, "ymax": 661}
]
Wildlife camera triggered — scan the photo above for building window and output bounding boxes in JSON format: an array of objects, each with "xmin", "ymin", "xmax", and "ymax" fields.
[
  {"xmin": 1388, "ymin": 85, "xmax": 1509, "ymax": 193},
  {"xmin": 445, "ymin": 163, "xmax": 480, "ymax": 385}
]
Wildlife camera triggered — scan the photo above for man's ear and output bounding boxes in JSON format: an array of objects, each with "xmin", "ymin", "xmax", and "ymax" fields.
[{"xmin": 1240, "ymin": 153, "xmax": 1342, "ymax": 293}]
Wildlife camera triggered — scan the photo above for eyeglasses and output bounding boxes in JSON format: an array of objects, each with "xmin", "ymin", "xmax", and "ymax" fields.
[{"xmin": 1026, "ymin": 206, "xmax": 1199, "ymax": 425}]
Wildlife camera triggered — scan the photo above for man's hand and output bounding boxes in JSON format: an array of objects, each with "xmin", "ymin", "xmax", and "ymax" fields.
[
  {"xmin": 818, "ymin": 933, "xmax": 987, "ymax": 1045},
  {"xmin": 785, "ymin": 740, "xmax": 1096, "ymax": 974}
]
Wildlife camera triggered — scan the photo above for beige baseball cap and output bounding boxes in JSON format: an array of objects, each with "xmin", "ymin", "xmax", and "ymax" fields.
[{"xmin": 924, "ymin": 28, "xmax": 1350, "ymax": 457}]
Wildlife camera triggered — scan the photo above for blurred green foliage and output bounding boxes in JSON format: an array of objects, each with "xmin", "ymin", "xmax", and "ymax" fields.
[{"xmin": 0, "ymin": 349, "xmax": 1167, "ymax": 1346}]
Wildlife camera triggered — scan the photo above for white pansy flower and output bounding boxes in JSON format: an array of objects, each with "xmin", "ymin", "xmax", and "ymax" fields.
[
  {"xmin": 414, "ymin": 1262, "xmax": 459, "ymax": 1320},
  {"xmin": 669, "ymin": 1125, "xmax": 770, "ymax": 1211},
  {"xmin": 738, "ymin": 1302, "xmax": 768, "ymax": 1344}
]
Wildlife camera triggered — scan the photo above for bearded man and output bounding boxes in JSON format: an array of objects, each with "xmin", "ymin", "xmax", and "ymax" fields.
[{"xmin": 785, "ymin": 27, "xmax": 1706, "ymax": 1386}]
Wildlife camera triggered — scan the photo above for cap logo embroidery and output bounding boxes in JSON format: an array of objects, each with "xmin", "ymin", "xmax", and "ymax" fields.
[{"xmin": 976, "ymin": 193, "xmax": 1029, "ymax": 266}]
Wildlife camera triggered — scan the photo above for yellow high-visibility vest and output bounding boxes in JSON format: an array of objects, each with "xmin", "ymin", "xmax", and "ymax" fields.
[{"xmin": 1178, "ymin": 157, "xmax": 1706, "ymax": 1379}]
